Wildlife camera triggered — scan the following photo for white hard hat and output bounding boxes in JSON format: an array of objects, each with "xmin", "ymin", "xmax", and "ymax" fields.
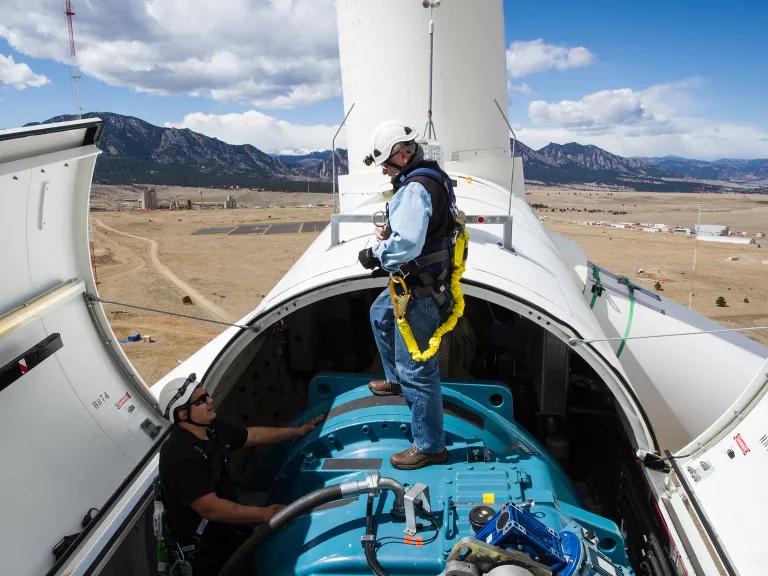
[
  {"xmin": 364, "ymin": 120, "xmax": 418, "ymax": 166},
  {"xmin": 159, "ymin": 373, "xmax": 199, "ymax": 422}
]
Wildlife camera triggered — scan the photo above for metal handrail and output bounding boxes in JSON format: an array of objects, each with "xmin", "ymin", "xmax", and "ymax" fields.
[
  {"xmin": 330, "ymin": 213, "xmax": 514, "ymax": 252},
  {"xmin": 331, "ymin": 103, "xmax": 355, "ymax": 214}
]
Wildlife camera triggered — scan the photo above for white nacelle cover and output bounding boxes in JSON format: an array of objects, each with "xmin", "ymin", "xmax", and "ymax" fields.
[{"xmin": 0, "ymin": 119, "xmax": 168, "ymax": 576}]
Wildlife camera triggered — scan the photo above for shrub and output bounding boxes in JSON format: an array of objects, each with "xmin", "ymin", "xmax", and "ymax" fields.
[
  {"xmin": 654, "ymin": 281, "xmax": 663, "ymax": 291},
  {"xmin": 716, "ymin": 296, "xmax": 727, "ymax": 307},
  {"xmin": 744, "ymin": 297, "xmax": 750, "ymax": 304}
]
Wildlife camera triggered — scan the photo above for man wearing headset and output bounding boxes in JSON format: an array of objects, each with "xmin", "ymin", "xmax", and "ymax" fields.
[{"xmin": 158, "ymin": 374, "xmax": 322, "ymax": 575}]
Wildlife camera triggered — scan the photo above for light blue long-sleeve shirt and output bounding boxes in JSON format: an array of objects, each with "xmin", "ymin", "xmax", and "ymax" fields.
[{"xmin": 372, "ymin": 181, "xmax": 432, "ymax": 272}]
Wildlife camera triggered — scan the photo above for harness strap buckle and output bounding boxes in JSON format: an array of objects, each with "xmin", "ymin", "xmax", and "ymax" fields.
[{"xmin": 389, "ymin": 276, "xmax": 411, "ymax": 319}]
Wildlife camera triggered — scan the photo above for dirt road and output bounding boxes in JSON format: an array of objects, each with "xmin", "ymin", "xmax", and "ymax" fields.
[{"xmin": 93, "ymin": 217, "xmax": 235, "ymax": 323}]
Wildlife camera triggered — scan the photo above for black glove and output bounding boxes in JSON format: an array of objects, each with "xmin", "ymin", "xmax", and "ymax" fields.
[{"xmin": 358, "ymin": 248, "xmax": 380, "ymax": 270}]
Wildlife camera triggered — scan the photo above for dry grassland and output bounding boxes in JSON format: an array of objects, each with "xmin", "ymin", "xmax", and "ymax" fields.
[
  {"xmin": 92, "ymin": 204, "xmax": 331, "ymax": 384},
  {"xmin": 527, "ymin": 187, "xmax": 768, "ymax": 348},
  {"xmin": 91, "ymin": 186, "xmax": 768, "ymax": 386}
]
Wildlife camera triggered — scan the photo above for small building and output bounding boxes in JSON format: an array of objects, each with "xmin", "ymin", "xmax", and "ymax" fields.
[
  {"xmin": 697, "ymin": 236, "xmax": 754, "ymax": 245},
  {"xmin": 695, "ymin": 224, "xmax": 728, "ymax": 237},
  {"xmin": 673, "ymin": 227, "xmax": 693, "ymax": 235},
  {"xmin": 140, "ymin": 187, "xmax": 158, "ymax": 210},
  {"xmin": 641, "ymin": 227, "xmax": 660, "ymax": 233}
]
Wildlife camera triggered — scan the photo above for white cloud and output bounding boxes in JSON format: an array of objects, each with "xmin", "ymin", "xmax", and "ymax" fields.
[
  {"xmin": 506, "ymin": 39, "xmax": 594, "ymax": 78},
  {"xmin": 529, "ymin": 88, "xmax": 652, "ymax": 129},
  {"xmin": 519, "ymin": 80, "xmax": 768, "ymax": 159},
  {"xmin": 0, "ymin": 53, "xmax": 50, "ymax": 89},
  {"xmin": 508, "ymin": 82, "xmax": 534, "ymax": 96},
  {"xmin": 166, "ymin": 110, "xmax": 343, "ymax": 154},
  {"xmin": 0, "ymin": 0, "xmax": 339, "ymax": 108}
]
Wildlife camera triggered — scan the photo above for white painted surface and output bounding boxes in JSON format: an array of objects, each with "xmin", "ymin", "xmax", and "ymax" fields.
[
  {"xmin": 586, "ymin": 268, "xmax": 767, "ymax": 451},
  {"xmin": 336, "ymin": 0, "xmax": 511, "ymax": 204},
  {"xmin": 0, "ymin": 121, "xmax": 167, "ymax": 576},
  {"xmin": 697, "ymin": 235, "xmax": 754, "ymax": 244},
  {"xmin": 674, "ymin": 359, "xmax": 768, "ymax": 575}
]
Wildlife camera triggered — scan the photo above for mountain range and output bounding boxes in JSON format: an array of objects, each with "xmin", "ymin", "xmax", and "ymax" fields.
[
  {"xmin": 28, "ymin": 113, "xmax": 768, "ymax": 192},
  {"xmin": 29, "ymin": 112, "xmax": 347, "ymax": 192},
  {"xmin": 516, "ymin": 141, "xmax": 768, "ymax": 192}
]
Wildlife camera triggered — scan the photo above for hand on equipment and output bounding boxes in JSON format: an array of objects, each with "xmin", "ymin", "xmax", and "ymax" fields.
[
  {"xmin": 358, "ymin": 248, "xmax": 381, "ymax": 270},
  {"xmin": 296, "ymin": 415, "xmax": 325, "ymax": 437},
  {"xmin": 375, "ymin": 226, "xmax": 391, "ymax": 241}
]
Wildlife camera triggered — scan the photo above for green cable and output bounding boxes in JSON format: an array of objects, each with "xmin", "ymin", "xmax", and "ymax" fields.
[
  {"xmin": 156, "ymin": 537, "xmax": 168, "ymax": 575},
  {"xmin": 616, "ymin": 278, "xmax": 635, "ymax": 357},
  {"xmin": 589, "ymin": 266, "xmax": 602, "ymax": 309}
]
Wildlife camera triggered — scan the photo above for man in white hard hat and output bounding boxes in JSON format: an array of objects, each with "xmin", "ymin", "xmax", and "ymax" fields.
[
  {"xmin": 158, "ymin": 373, "xmax": 322, "ymax": 576},
  {"xmin": 359, "ymin": 120, "xmax": 458, "ymax": 470}
]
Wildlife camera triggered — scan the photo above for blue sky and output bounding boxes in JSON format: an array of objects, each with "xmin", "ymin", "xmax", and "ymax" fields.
[{"xmin": 1, "ymin": 0, "xmax": 766, "ymax": 159}]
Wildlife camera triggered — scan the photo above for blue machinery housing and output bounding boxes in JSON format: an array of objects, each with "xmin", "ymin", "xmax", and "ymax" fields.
[{"xmin": 245, "ymin": 374, "xmax": 633, "ymax": 575}]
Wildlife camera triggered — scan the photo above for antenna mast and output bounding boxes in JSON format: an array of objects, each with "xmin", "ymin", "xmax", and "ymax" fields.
[
  {"xmin": 422, "ymin": 0, "xmax": 440, "ymax": 140},
  {"xmin": 65, "ymin": 0, "xmax": 82, "ymax": 118}
]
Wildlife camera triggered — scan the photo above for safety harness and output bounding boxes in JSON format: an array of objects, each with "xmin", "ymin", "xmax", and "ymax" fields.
[{"xmin": 387, "ymin": 166, "xmax": 469, "ymax": 362}]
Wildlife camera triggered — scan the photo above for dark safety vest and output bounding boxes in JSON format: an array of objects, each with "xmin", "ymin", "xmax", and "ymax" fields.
[{"xmin": 391, "ymin": 160, "xmax": 457, "ymax": 293}]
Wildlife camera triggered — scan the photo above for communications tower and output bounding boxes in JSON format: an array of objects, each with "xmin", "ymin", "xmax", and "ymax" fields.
[{"xmin": 64, "ymin": 0, "xmax": 82, "ymax": 118}]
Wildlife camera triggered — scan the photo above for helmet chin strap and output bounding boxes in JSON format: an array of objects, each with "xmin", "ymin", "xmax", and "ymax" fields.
[
  {"xmin": 185, "ymin": 418, "xmax": 210, "ymax": 428},
  {"xmin": 181, "ymin": 408, "xmax": 211, "ymax": 428},
  {"xmin": 391, "ymin": 144, "xmax": 425, "ymax": 190}
]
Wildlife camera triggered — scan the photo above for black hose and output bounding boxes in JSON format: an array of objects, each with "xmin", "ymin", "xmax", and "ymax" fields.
[
  {"xmin": 363, "ymin": 494, "xmax": 388, "ymax": 576},
  {"xmin": 364, "ymin": 542, "xmax": 387, "ymax": 576},
  {"xmin": 419, "ymin": 509, "xmax": 441, "ymax": 537},
  {"xmin": 647, "ymin": 533, "xmax": 674, "ymax": 576},
  {"xmin": 218, "ymin": 484, "xmax": 343, "ymax": 576}
]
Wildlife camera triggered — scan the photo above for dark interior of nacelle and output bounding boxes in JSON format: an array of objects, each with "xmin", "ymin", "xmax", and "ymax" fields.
[{"xmin": 205, "ymin": 289, "xmax": 674, "ymax": 575}]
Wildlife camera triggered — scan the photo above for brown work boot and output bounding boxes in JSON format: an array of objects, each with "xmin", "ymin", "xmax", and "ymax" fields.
[
  {"xmin": 390, "ymin": 446, "xmax": 449, "ymax": 470},
  {"xmin": 368, "ymin": 379, "xmax": 402, "ymax": 396}
]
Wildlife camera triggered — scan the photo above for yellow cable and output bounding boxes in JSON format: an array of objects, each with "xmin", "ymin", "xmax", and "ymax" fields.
[{"xmin": 391, "ymin": 228, "xmax": 469, "ymax": 362}]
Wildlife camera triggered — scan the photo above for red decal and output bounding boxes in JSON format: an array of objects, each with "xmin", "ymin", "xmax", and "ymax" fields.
[
  {"xmin": 18, "ymin": 358, "xmax": 29, "ymax": 374},
  {"xmin": 115, "ymin": 392, "xmax": 132, "ymax": 409},
  {"xmin": 734, "ymin": 433, "xmax": 750, "ymax": 455}
]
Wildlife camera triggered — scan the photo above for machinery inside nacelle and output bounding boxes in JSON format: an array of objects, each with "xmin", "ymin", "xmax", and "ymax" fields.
[{"xmin": 207, "ymin": 289, "xmax": 666, "ymax": 575}]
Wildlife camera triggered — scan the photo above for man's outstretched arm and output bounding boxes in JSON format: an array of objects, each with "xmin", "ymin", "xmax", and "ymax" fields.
[
  {"xmin": 245, "ymin": 415, "xmax": 324, "ymax": 447},
  {"xmin": 191, "ymin": 493, "xmax": 284, "ymax": 524}
]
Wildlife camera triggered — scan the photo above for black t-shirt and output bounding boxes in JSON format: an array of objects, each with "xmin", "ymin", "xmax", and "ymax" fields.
[{"xmin": 159, "ymin": 420, "xmax": 247, "ymax": 543}]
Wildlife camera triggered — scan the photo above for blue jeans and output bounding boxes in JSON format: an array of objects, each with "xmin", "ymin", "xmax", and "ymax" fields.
[{"xmin": 370, "ymin": 288, "xmax": 445, "ymax": 453}]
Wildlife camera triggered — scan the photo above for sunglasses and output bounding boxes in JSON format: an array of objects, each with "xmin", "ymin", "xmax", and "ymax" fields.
[{"xmin": 189, "ymin": 392, "xmax": 211, "ymax": 407}]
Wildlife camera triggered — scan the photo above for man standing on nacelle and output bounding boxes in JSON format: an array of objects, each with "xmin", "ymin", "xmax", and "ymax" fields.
[{"xmin": 358, "ymin": 120, "xmax": 457, "ymax": 470}]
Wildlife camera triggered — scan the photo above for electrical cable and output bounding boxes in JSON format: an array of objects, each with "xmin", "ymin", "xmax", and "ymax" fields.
[
  {"xmin": 87, "ymin": 295, "xmax": 256, "ymax": 330},
  {"xmin": 636, "ymin": 449, "xmax": 695, "ymax": 472},
  {"xmin": 569, "ymin": 324, "xmax": 768, "ymax": 346},
  {"xmin": 375, "ymin": 507, "xmax": 441, "ymax": 549},
  {"xmin": 363, "ymin": 494, "xmax": 388, "ymax": 576}
]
